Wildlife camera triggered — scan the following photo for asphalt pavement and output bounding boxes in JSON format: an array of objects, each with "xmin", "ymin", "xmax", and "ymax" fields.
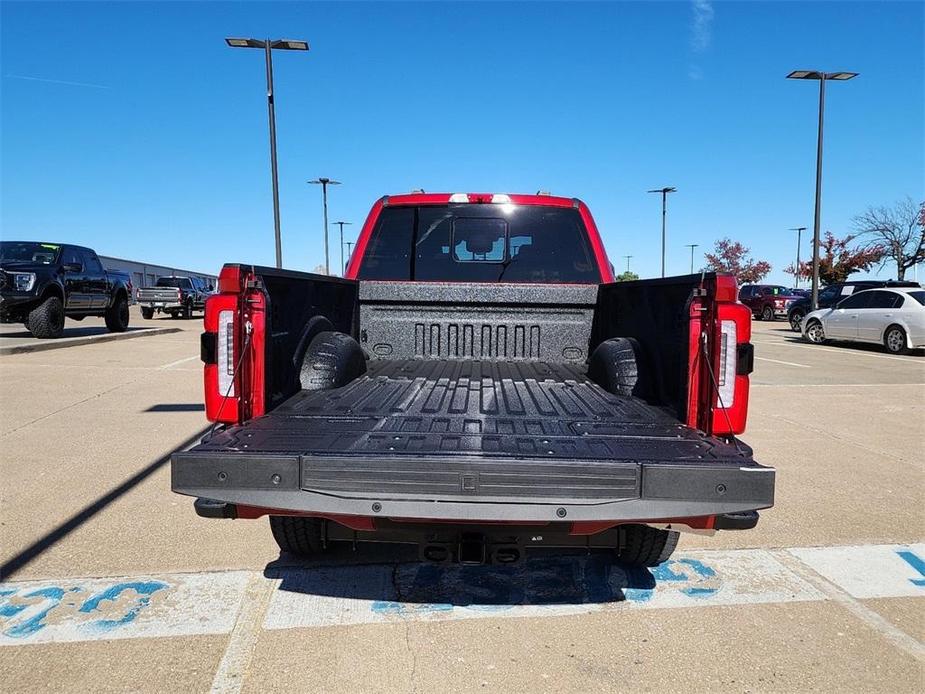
[{"xmin": 1, "ymin": 316, "xmax": 922, "ymax": 693}]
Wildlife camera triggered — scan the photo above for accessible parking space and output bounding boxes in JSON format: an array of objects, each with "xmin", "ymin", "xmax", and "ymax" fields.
[{"xmin": 1, "ymin": 321, "xmax": 923, "ymax": 692}]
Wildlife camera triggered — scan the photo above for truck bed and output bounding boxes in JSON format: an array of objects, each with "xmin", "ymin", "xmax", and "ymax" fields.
[{"xmin": 173, "ymin": 360, "xmax": 774, "ymax": 521}]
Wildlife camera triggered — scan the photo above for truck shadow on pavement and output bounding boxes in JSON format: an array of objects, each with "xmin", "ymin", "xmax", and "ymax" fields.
[
  {"xmin": 0, "ymin": 326, "xmax": 151, "ymax": 340},
  {"xmin": 264, "ymin": 548, "xmax": 658, "ymax": 608}
]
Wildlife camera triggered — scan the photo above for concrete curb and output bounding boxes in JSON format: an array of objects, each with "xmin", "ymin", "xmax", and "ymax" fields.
[{"xmin": 0, "ymin": 327, "xmax": 183, "ymax": 355}]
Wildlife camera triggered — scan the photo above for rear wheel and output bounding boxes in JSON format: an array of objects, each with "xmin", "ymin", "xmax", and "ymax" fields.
[
  {"xmin": 788, "ymin": 309, "xmax": 805, "ymax": 332},
  {"xmin": 105, "ymin": 295, "xmax": 129, "ymax": 332},
  {"xmin": 805, "ymin": 319, "xmax": 826, "ymax": 344},
  {"xmin": 884, "ymin": 325, "xmax": 909, "ymax": 355},
  {"xmin": 269, "ymin": 516, "xmax": 325, "ymax": 557},
  {"xmin": 761, "ymin": 305, "xmax": 774, "ymax": 321},
  {"xmin": 27, "ymin": 295, "xmax": 65, "ymax": 338},
  {"xmin": 141, "ymin": 307, "xmax": 154, "ymax": 320},
  {"xmin": 617, "ymin": 524, "xmax": 679, "ymax": 567}
]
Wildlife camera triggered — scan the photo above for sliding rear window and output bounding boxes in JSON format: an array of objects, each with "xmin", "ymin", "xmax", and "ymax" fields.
[{"xmin": 357, "ymin": 204, "xmax": 600, "ymax": 283}]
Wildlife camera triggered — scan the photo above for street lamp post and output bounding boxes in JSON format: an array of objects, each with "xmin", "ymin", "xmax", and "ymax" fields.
[
  {"xmin": 333, "ymin": 221, "xmax": 352, "ymax": 275},
  {"xmin": 345, "ymin": 240, "xmax": 355, "ymax": 271},
  {"xmin": 685, "ymin": 244, "xmax": 699, "ymax": 274},
  {"xmin": 308, "ymin": 178, "xmax": 342, "ymax": 275},
  {"xmin": 622, "ymin": 255, "xmax": 632, "ymax": 273},
  {"xmin": 786, "ymin": 70, "xmax": 858, "ymax": 309},
  {"xmin": 647, "ymin": 187, "xmax": 677, "ymax": 277},
  {"xmin": 789, "ymin": 227, "xmax": 807, "ymax": 287},
  {"xmin": 225, "ymin": 37, "xmax": 310, "ymax": 269}
]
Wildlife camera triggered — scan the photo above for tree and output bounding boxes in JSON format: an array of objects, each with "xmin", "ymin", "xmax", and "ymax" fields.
[
  {"xmin": 615, "ymin": 270, "xmax": 639, "ymax": 282},
  {"xmin": 787, "ymin": 232, "xmax": 885, "ymax": 285},
  {"xmin": 853, "ymin": 197, "xmax": 924, "ymax": 280},
  {"xmin": 311, "ymin": 264, "xmax": 328, "ymax": 275},
  {"xmin": 703, "ymin": 238, "xmax": 771, "ymax": 283}
]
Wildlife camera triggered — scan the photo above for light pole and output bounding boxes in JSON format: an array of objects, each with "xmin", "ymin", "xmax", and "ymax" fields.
[
  {"xmin": 647, "ymin": 187, "xmax": 677, "ymax": 277},
  {"xmin": 308, "ymin": 178, "xmax": 341, "ymax": 275},
  {"xmin": 333, "ymin": 221, "xmax": 352, "ymax": 275},
  {"xmin": 225, "ymin": 37, "xmax": 310, "ymax": 269},
  {"xmin": 345, "ymin": 240, "xmax": 355, "ymax": 270},
  {"xmin": 685, "ymin": 244, "xmax": 699, "ymax": 274},
  {"xmin": 789, "ymin": 227, "xmax": 807, "ymax": 287},
  {"xmin": 787, "ymin": 70, "xmax": 858, "ymax": 309}
]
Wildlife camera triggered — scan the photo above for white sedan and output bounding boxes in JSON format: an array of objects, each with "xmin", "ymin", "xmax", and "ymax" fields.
[{"xmin": 801, "ymin": 287, "xmax": 925, "ymax": 355}]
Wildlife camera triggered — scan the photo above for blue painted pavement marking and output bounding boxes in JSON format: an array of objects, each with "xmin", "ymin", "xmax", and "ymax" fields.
[
  {"xmin": 262, "ymin": 549, "xmax": 825, "ymax": 630},
  {"xmin": 3, "ymin": 545, "xmax": 921, "ymax": 644},
  {"xmin": 788, "ymin": 544, "xmax": 925, "ymax": 599},
  {"xmin": 0, "ymin": 572, "xmax": 249, "ymax": 645}
]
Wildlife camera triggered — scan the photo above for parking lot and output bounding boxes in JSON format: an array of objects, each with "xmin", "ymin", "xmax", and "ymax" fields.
[{"xmin": 0, "ymin": 314, "xmax": 922, "ymax": 693}]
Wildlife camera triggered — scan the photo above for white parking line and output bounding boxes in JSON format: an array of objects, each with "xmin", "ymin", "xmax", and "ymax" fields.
[
  {"xmin": 755, "ymin": 356, "xmax": 810, "ymax": 368},
  {"xmin": 158, "ymin": 355, "xmax": 200, "ymax": 370},
  {"xmin": 752, "ymin": 339, "xmax": 924, "ymax": 364},
  {"xmin": 2, "ymin": 544, "xmax": 922, "ymax": 647},
  {"xmin": 751, "ymin": 383, "xmax": 925, "ymax": 388}
]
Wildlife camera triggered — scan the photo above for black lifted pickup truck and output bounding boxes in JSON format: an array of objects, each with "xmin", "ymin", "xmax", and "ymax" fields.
[
  {"xmin": 172, "ymin": 193, "xmax": 774, "ymax": 567},
  {"xmin": 0, "ymin": 241, "xmax": 132, "ymax": 338}
]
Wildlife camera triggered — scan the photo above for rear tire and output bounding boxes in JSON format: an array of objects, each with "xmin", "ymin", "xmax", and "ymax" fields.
[
  {"xmin": 761, "ymin": 305, "xmax": 774, "ymax": 321},
  {"xmin": 884, "ymin": 325, "xmax": 909, "ymax": 355},
  {"xmin": 27, "ymin": 295, "xmax": 65, "ymax": 338},
  {"xmin": 269, "ymin": 516, "xmax": 324, "ymax": 557},
  {"xmin": 141, "ymin": 307, "xmax": 154, "ymax": 320},
  {"xmin": 788, "ymin": 309, "xmax": 805, "ymax": 332},
  {"xmin": 105, "ymin": 295, "xmax": 129, "ymax": 332},
  {"xmin": 617, "ymin": 524, "xmax": 679, "ymax": 567}
]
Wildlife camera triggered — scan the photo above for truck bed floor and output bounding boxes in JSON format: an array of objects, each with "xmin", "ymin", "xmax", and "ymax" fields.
[
  {"xmin": 198, "ymin": 358, "xmax": 747, "ymax": 465},
  {"xmin": 176, "ymin": 360, "xmax": 771, "ymax": 514}
]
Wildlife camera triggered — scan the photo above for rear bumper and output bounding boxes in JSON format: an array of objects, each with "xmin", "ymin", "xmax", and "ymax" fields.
[{"xmin": 171, "ymin": 453, "xmax": 775, "ymax": 524}]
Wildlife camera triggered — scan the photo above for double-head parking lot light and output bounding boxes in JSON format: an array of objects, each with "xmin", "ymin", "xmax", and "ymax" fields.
[
  {"xmin": 225, "ymin": 37, "xmax": 310, "ymax": 268},
  {"xmin": 786, "ymin": 70, "xmax": 858, "ymax": 309}
]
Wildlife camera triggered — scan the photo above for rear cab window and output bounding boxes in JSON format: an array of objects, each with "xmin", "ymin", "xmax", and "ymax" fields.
[
  {"xmin": 157, "ymin": 277, "xmax": 192, "ymax": 289},
  {"xmin": 357, "ymin": 204, "xmax": 600, "ymax": 283}
]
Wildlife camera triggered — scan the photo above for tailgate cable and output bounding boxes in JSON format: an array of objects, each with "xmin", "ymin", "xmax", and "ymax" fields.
[
  {"xmin": 206, "ymin": 320, "xmax": 253, "ymax": 442},
  {"xmin": 699, "ymin": 331, "xmax": 742, "ymax": 453}
]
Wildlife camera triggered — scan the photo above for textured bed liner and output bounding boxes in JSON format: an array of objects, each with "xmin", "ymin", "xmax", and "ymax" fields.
[{"xmin": 195, "ymin": 360, "xmax": 747, "ymax": 465}]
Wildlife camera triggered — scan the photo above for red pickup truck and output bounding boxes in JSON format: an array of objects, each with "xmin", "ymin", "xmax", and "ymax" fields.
[{"xmin": 172, "ymin": 193, "xmax": 773, "ymax": 567}]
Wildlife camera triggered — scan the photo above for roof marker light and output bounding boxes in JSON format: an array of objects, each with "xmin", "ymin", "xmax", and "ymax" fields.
[
  {"xmin": 491, "ymin": 194, "xmax": 512, "ymax": 204},
  {"xmin": 449, "ymin": 193, "xmax": 469, "ymax": 203}
]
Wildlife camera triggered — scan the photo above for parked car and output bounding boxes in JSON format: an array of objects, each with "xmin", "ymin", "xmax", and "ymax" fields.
[
  {"xmin": 0, "ymin": 241, "xmax": 132, "ymax": 338},
  {"xmin": 738, "ymin": 284, "xmax": 803, "ymax": 321},
  {"xmin": 787, "ymin": 280, "xmax": 921, "ymax": 332},
  {"xmin": 137, "ymin": 275, "xmax": 211, "ymax": 320},
  {"xmin": 172, "ymin": 192, "xmax": 774, "ymax": 568},
  {"xmin": 802, "ymin": 287, "xmax": 925, "ymax": 354}
]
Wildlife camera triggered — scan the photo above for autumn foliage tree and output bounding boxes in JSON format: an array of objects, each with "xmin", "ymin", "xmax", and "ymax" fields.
[
  {"xmin": 703, "ymin": 238, "xmax": 771, "ymax": 283},
  {"xmin": 787, "ymin": 232, "xmax": 885, "ymax": 285}
]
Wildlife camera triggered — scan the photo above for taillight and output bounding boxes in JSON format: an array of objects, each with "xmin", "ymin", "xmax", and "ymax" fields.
[
  {"xmin": 711, "ymin": 302, "xmax": 752, "ymax": 435},
  {"xmin": 203, "ymin": 293, "xmax": 240, "ymax": 423},
  {"xmin": 216, "ymin": 309, "xmax": 235, "ymax": 397}
]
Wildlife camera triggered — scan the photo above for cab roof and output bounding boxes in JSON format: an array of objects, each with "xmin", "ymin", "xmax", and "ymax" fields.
[{"xmin": 383, "ymin": 192, "xmax": 580, "ymax": 208}]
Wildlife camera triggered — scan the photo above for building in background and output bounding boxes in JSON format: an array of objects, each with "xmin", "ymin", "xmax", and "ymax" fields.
[{"xmin": 98, "ymin": 255, "xmax": 217, "ymax": 298}]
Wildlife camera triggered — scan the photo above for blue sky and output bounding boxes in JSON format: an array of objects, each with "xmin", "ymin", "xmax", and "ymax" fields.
[{"xmin": 2, "ymin": 1, "xmax": 922, "ymax": 282}]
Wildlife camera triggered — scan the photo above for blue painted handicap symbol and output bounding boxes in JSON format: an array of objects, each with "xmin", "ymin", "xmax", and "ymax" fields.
[
  {"xmin": 896, "ymin": 550, "xmax": 925, "ymax": 587},
  {"xmin": 623, "ymin": 558, "xmax": 719, "ymax": 602}
]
